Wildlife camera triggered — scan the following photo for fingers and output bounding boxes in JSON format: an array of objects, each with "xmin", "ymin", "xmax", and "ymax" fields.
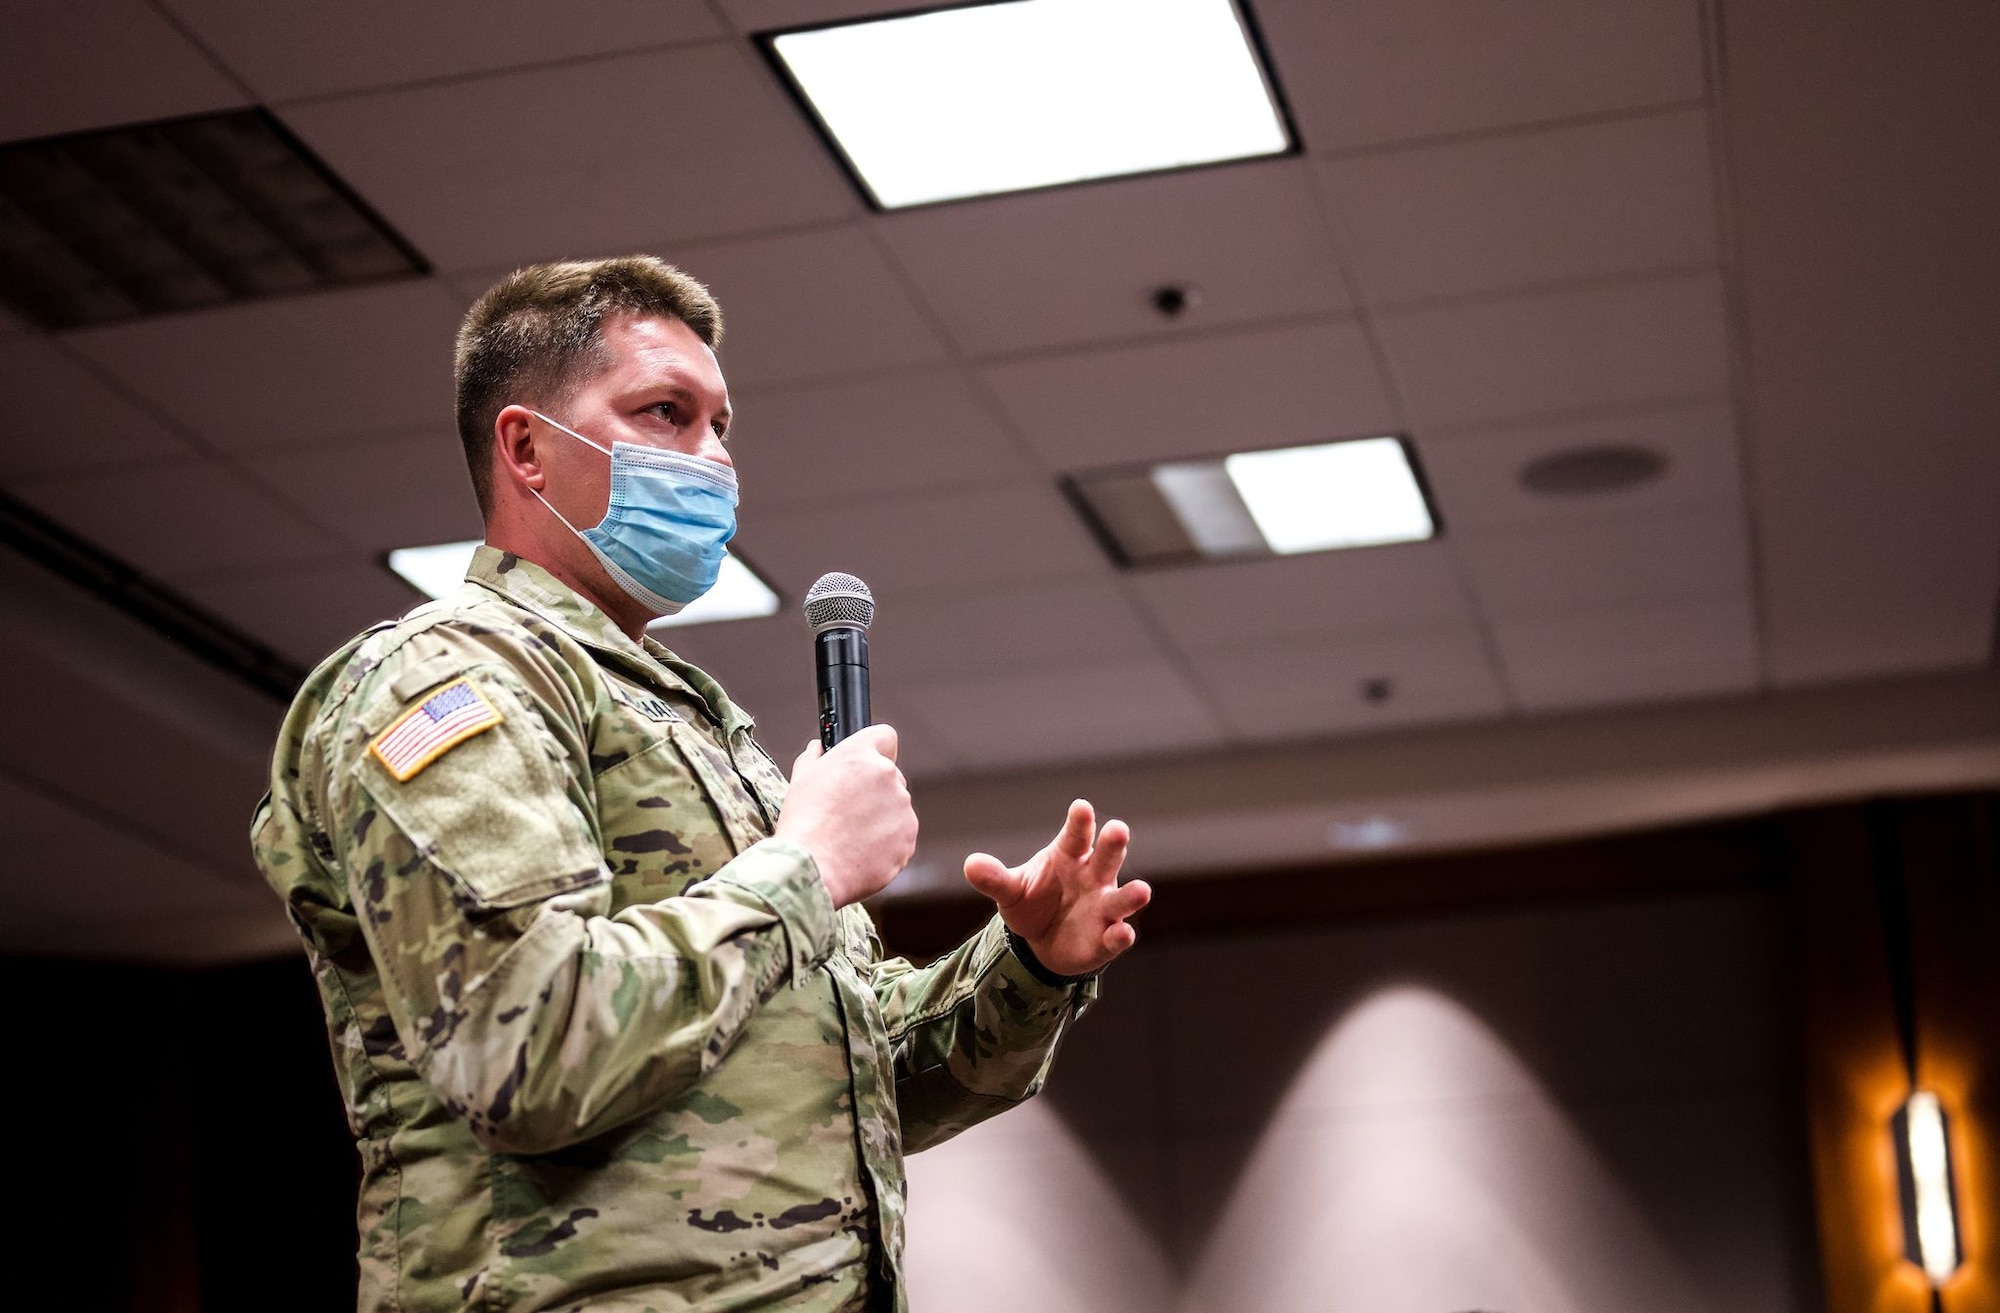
[
  {"xmin": 1053, "ymin": 798, "xmax": 1096, "ymax": 860},
  {"xmin": 962, "ymin": 852, "xmax": 1024, "ymax": 907},
  {"xmin": 1085, "ymin": 818, "xmax": 1130, "ymax": 883},
  {"xmin": 1109, "ymin": 877, "xmax": 1151, "ymax": 919},
  {"xmin": 838, "ymin": 722, "xmax": 899, "ymax": 762},
  {"xmin": 1093, "ymin": 879, "xmax": 1150, "ymax": 958}
]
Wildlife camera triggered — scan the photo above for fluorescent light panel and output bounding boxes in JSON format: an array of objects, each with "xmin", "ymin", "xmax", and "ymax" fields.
[
  {"xmin": 1066, "ymin": 436, "xmax": 1436, "ymax": 569},
  {"xmin": 387, "ymin": 541, "xmax": 780, "ymax": 629},
  {"xmin": 1225, "ymin": 436, "xmax": 1434, "ymax": 554},
  {"xmin": 386, "ymin": 540, "xmax": 477, "ymax": 601},
  {"xmin": 766, "ymin": 0, "xmax": 1290, "ymax": 208}
]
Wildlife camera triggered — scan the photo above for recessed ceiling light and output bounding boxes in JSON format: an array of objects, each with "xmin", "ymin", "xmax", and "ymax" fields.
[
  {"xmin": 762, "ymin": 0, "xmax": 1293, "ymax": 209},
  {"xmin": 387, "ymin": 541, "xmax": 781, "ymax": 629},
  {"xmin": 1064, "ymin": 436, "xmax": 1439, "ymax": 569}
]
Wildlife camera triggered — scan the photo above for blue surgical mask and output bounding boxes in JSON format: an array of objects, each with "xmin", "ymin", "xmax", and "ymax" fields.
[{"xmin": 527, "ymin": 409, "xmax": 738, "ymax": 616}]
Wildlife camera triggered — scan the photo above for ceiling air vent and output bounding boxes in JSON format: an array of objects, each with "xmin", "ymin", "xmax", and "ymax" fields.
[
  {"xmin": 0, "ymin": 107, "xmax": 426, "ymax": 330},
  {"xmin": 1518, "ymin": 444, "xmax": 1666, "ymax": 496}
]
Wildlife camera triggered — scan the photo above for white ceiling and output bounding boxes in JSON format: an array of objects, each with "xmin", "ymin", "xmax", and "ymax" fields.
[{"xmin": 0, "ymin": 0, "xmax": 1994, "ymax": 959}]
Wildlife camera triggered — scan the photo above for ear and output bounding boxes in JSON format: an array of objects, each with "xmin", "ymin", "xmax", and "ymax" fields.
[{"xmin": 493, "ymin": 405, "xmax": 545, "ymax": 493}]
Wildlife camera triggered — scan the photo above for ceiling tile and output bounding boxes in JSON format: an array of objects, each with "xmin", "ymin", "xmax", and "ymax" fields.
[
  {"xmin": 980, "ymin": 320, "xmax": 1397, "ymax": 470},
  {"xmin": 1378, "ymin": 273, "xmax": 1730, "ymax": 430},
  {"xmin": 1459, "ymin": 505, "xmax": 1752, "ymax": 618},
  {"xmin": 1130, "ymin": 543, "xmax": 1472, "ymax": 650},
  {"xmin": 163, "ymin": 0, "xmax": 724, "ymax": 100},
  {"xmin": 877, "ymin": 580, "xmax": 1162, "ymax": 683},
  {"xmin": 0, "ymin": 337, "xmax": 198, "ymax": 480},
  {"xmin": 720, "ymin": 0, "xmax": 932, "ymax": 30},
  {"xmin": 281, "ymin": 45, "xmax": 857, "ymax": 272},
  {"xmin": 14, "ymin": 457, "xmax": 344, "ymax": 581},
  {"xmin": 676, "ymin": 226, "xmax": 946, "ymax": 387},
  {"xmin": 0, "ymin": 0, "xmax": 244, "ymax": 142},
  {"xmin": 879, "ymin": 159, "xmax": 1350, "ymax": 356},
  {"xmin": 730, "ymin": 367, "xmax": 1032, "ymax": 511},
  {"xmin": 904, "ymin": 657, "xmax": 1225, "ymax": 772},
  {"xmin": 1418, "ymin": 402, "xmax": 1742, "ymax": 532},
  {"xmin": 241, "ymin": 428, "xmax": 484, "ymax": 553},
  {"xmin": 1325, "ymin": 110, "xmax": 1718, "ymax": 307},
  {"xmin": 1492, "ymin": 593, "xmax": 1760, "ymax": 711},
  {"xmin": 1255, "ymin": 0, "xmax": 1704, "ymax": 152},
  {"xmin": 746, "ymin": 481, "xmax": 1104, "ymax": 602},
  {"xmin": 63, "ymin": 279, "xmax": 467, "ymax": 452},
  {"xmin": 173, "ymin": 558, "xmax": 421, "ymax": 668},
  {"xmin": 1187, "ymin": 624, "xmax": 1506, "ymax": 739}
]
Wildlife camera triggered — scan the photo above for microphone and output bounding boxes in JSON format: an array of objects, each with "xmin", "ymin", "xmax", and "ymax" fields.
[{"xmin": 803, "ymin": 572, "xmax": 873, "ymax": 748}]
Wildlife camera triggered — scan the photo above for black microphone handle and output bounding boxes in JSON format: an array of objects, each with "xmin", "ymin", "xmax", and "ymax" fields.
[{"xmin": 815, "ymin": 627, "xmax": 871, "ymax": 748}]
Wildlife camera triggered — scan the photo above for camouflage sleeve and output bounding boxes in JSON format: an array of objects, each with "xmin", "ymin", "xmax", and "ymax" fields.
[
  {"xmin": 321, "ymin": 656, "xmax": 835, "ymax": 1155},
  {"xmin": 858, "ymin": 913, "xmax": 1097, "ymax": 1154}
]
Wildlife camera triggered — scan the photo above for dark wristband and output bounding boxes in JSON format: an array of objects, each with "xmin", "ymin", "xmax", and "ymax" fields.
[{"xmin": 1005, "ymin": 927, "xmax": 1093, "ymax": 987}]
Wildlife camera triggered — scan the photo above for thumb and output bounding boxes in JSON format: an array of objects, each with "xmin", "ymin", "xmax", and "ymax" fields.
[
  {"xmin": 962, "ymin": 853, "xmax": 1024, "ymax": 908},
  {"xmin": 790, "ymin": 739, "xmax": 824, "ymax": 779}
]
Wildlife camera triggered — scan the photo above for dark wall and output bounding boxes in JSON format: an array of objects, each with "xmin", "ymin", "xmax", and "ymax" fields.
[
  {"xmin": 2, "ymin": 955, "xmax": 357, "ymax": 1312},
  {"xmin": 4, "ymin": 790, "xmax": 1991, "ymax": 1311}
]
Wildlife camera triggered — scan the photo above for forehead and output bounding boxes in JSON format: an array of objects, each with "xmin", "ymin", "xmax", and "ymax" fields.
[{"xmin": 592, "ymin": 313, "xmax": 727, "ymax": 398}]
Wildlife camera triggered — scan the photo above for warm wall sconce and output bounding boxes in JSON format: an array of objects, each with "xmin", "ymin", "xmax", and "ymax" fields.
[{"xmin": 1894, "ymin": 1091, "xmax": 1964, "ymax": 1284}]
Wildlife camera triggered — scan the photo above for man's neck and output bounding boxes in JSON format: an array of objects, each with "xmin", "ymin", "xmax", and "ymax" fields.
[{"xmin": 482, "ymin": 526, "xmax": 652, "ymax": 642}]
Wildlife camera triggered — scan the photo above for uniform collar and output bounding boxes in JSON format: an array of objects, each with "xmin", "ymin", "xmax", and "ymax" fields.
[{"xmin": 464, "ymin": 545, "xmax": 757, "ymax": 735}]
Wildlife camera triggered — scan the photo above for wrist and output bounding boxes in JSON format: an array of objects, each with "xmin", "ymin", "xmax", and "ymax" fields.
[{"xmin": 1005, "ymin": 927, "xmax": 1093, "ymax": 986}]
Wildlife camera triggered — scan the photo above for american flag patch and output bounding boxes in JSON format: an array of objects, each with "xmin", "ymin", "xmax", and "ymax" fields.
[{"xmin": 369, "ymin": 679, "xmax": 503, "ymax": 782}]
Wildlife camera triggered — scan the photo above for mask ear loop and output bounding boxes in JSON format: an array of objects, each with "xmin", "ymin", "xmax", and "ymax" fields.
[{"xmin": 521, "ymin": 408, "xmax": 610, "ymax": 536}]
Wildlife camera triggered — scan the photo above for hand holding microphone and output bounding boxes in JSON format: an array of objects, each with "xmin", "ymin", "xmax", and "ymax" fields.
[
  {"xmin": 773, "ymin": 571, "xmax": 1146, "ymax": 967},
  {"xmin": 774, "ymin": 573, "xmax": 915, "ymax": 907}
]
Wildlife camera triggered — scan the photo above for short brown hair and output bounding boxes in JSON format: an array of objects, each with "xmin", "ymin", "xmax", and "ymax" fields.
[{"xmin": 453, "ymin": 256, "xmax": 723, "ymax": 515}]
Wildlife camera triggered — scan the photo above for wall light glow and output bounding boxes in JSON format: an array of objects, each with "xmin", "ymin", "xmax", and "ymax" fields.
[
  {"xmin": 1186, "ymin": 986, "xmax": 1713, "ymax": 1313},
  {"xmin": 904, "ymin": 1101, "xmax": 1171, "ymax": 1313},
  {"xmin": 1894, "ymin": 1090, "xmax": 1963, "ymax": 1285}
]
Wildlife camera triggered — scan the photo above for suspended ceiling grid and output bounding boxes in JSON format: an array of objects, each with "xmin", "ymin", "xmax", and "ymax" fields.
[{"xmin": 0, "ymin": 0, "xmax": 1994, "ymax": 959}]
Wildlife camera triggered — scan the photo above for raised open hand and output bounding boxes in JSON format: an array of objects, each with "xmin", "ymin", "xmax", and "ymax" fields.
[{"xmin": 961, "ymin": 799, "xmax": 1150, "ymax": 978}]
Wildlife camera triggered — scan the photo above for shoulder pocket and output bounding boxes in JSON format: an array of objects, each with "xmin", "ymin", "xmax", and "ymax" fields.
[{"xmin": 357, "ymin": 669, "xmax": 605, "ymax": 910}]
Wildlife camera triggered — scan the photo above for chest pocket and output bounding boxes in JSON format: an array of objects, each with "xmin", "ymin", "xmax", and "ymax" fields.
[
  {"xmin": 728, "ymin": 732, "xmax": 790, "ymax": 824},
  {"xmin": 589, "ymin": 686, "xmax": 778, "ymax": 911}
]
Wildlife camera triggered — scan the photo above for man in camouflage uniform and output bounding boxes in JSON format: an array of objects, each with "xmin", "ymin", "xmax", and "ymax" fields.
[{"xmin": 252, "ymin": 257, "xmax": 1151, "ymax": 1312}]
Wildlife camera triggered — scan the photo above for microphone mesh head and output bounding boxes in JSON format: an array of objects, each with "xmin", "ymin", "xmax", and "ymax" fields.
[{"xmin": 803, "ymin": 572, "xmax": 874, "ymax": 633}]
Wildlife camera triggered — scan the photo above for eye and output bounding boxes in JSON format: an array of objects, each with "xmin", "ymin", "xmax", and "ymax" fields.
[
  {"xmin": 712, "ymin": 419, "xmax": 731, "ymax": 445},
  {"xmin": 646, "ymin": 401, "xmax": 680, "ymax": 426}
]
